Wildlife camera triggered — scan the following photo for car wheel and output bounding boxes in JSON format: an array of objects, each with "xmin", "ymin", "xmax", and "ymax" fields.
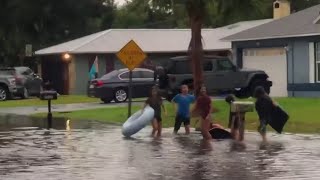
[
  {"xmin": 21, "ymin": 88, "xmax": 29, "ymax": 99},
  {"xmin": 234, "ymin": 88, "xmax": 250, "ymax": 99},
  {"xmin": 114, "ymin": 88, "xmax": 128, "ymax": 103},
  {"xmin": 100, "ymin": 98, "xmax": 112, "ymax": 104},
  {"xmin": 0, "ymin": 86, "xmax": 9, "ymax": 101}
]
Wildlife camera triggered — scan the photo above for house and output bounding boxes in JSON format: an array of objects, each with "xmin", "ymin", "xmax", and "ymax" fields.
[
  {"xmin": 222, "ymin": 0, "xmax": 320, "ymax": 97},
  {"xmin": 35, "ymin": 19, "xmax": 271, "ymax": 95}
]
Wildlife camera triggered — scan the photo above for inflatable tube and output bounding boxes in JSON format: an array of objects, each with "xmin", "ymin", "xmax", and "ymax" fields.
[
  {"xmin": 209, "ymin": 128, "xmax": 232, "ymax": 139},
  {"xmin": 122, "ymin": 106, "xmax": 155, "ymax": 137}
]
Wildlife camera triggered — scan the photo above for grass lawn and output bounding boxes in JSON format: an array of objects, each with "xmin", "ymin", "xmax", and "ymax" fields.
[
  {"xmin": 32, "ymin": 98, "xmax": 320, "ymax": 134},
  {"xmin": 0, "ymin": 95, "xmax": 100, "ymax": 108}
]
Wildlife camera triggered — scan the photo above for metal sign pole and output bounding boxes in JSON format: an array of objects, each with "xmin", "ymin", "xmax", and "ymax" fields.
[{"xmin": 128, "ymin": 70, "xmax": 133, "ymax": 118}]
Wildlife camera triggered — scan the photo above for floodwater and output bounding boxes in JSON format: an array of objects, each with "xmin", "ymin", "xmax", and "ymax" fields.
[{"xmin": 0, "ymin": 115, "xmax": 320, "ymax": 180}]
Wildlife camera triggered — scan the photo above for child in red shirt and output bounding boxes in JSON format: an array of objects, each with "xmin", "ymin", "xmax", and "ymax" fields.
[{"xmin": 192, "ymin": 86, "xmax": 212, "ymax": 140}]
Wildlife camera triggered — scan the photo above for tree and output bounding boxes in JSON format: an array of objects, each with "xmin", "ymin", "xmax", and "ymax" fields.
[
  {"xmin": 186, "ymin": 0, "xmax": 206, "ymax": 96},
  {"xmin": 0, "ymin": 0, "xmax": 116, "ymax": 66}
]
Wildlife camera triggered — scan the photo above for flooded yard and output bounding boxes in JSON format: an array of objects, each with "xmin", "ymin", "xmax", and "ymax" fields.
[{"xmin": 0, "ymin": 115, "xmax": 320, "ymax": 180}]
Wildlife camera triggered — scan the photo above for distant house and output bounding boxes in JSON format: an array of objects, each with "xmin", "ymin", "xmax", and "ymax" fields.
[
  {"xmin": 35, "ymin": 20, "xmax": 271, "ymax": 95},
  {"xmin": 223, "ymin": 1, "xmax": 320, "ymax": 97}
]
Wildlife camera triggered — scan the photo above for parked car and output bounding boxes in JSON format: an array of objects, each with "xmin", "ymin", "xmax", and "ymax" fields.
[
  {"xmin": 158, "ymin": 56, "xmax": 272, "ymax": 100},
  {"xmin": 0, "ymin": 67, "xmax": 42, "ymax": 101},
  {"xmin": 88, "ymin": 68, "xmax": 156, "ymax": 103}
]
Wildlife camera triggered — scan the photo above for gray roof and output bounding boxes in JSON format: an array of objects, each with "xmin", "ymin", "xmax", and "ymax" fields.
[
  {"xmin": 222, "ymin": 4, "xmax": 320, "ymax": 41},
  {"xmin": 35, "ymin": 19, "xmax": 272, "ymax": 55}
]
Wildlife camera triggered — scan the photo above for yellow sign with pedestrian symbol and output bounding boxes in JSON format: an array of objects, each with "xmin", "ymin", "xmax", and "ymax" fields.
[{"xmin": 116, "ymin": 40, "xmax": 147, "ymax": 71}]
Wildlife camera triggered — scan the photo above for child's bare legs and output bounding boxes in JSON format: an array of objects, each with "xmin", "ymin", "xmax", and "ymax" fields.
[
  {"xmin": 201, "ymin": 117, "xmax": 212, "ymax": 140},
  {"xmin": 156, "ymin": 121, "xmax": 162, "ymax": 137},
  {"xmin": 185, "ymin": 125, "xmax": 190, "ymax": 135},
  {"xmin": 151, "ymin": 119, "xmax": 158, "ymax": 137},
  {"xmin": 258, "ymin": 119, "xmax": 267, "ymax": 143}
]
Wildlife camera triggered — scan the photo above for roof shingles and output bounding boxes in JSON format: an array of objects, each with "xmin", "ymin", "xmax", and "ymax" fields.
[
  {"xmin": 222, "ymin": 4, "xmax": 320, "ymax": 41},
  {"xmin": 35, "ymin": 19, "xmax": 272, "ymax": 55}
]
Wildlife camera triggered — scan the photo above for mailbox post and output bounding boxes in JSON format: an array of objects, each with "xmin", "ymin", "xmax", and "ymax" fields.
[{"xmin": 39, "ymin": 91, "xmax": 58, "ymax": 129}]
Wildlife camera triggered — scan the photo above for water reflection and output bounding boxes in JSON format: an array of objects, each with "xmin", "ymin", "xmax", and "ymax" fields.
[{"xmin": 0, "ymin": 115, "xmax": 319, "ymax": 180}]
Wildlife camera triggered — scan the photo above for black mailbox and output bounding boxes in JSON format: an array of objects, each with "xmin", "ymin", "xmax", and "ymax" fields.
[{"xmin": 40, "ymin": 91, "xmax": 58, "ymax": 100}]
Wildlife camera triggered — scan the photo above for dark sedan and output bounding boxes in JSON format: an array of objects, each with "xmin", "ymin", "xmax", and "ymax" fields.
[{"xmin": 88, "ymin": 68, "xmax": 155, "ymax": 103}]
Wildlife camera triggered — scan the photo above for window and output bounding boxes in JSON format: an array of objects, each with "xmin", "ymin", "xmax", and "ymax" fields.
[
  {"xmin": 217, "ymin": 59, "xmax": 234, "ymax": 71},
  {"xmin": 119, "ymin": 72, "xmax": 129, "ymax": 79},
  {"xmin": 101, "ymin": 70, "xmax": 118, "ymax": 79},
  {"xmin": 132, "ymin": 71, "xmax": 142, "ymax": 79},
  {"xmin": 141, "ymin": 71, "xmax": 154, "ymax": 79},
  {"xmin": 316, "ymin": 42, "xmax": 320, "ymax": 82},
  {"xmin": 24, "ymin": 68, "xmax": 33, "ymax": 75},
  {"xmin": 203, "ymin": 61, "xmax": 213, "ymax": 72}
]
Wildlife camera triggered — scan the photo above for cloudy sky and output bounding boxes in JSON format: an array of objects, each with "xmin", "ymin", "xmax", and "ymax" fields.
[{"xmin": 115, "ymin": 0, "xmax": 127, "ymax": 5}]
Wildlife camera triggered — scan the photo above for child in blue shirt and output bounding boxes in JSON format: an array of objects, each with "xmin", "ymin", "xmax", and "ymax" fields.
[{"xmin": 172, "ymin": 85, "xmax": 196, "ymax": 134}]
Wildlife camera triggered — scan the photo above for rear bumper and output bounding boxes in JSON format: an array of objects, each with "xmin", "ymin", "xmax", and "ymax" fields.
[{"xmin": 88, "ymin": 86, "xmax": 114, "ymax": 100}]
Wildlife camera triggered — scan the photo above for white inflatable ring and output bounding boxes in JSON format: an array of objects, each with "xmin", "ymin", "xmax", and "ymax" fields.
[{"xmin": 122, "ymin": 106, "xmax": 155, "ymax": 137}]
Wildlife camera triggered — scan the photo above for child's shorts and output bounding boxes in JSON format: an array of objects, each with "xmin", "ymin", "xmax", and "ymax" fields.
[{"xmin": 174, "ymin": 115, "xmax": 190, "ymax": 131}]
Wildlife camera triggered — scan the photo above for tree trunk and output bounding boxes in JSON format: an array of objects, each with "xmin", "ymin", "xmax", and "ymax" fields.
[{"xmin": 189, "ymin": 17, "xmax": 203, "ymax": 97}]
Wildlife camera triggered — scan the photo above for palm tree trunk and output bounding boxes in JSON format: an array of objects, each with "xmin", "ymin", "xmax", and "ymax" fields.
[{"xmin": 188, "ymin": 15, "xmax": 203, "ymax": 97}]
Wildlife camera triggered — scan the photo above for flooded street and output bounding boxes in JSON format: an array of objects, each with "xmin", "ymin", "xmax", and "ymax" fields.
[{"xmin": 0, "ymin": 115, "xmax": 320, "ymax": 180}]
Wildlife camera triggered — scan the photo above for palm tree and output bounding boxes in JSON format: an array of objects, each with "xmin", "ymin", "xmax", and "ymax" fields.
[
  {"xmin": 151, "ymin": 0, "xmax": 206, "ymax": 96},
  {"xmin": 186, "ymin": 0, "xmax": 206, "ymax": 96}
]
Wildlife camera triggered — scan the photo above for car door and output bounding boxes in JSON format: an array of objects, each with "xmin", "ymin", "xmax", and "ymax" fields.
[
  {"xmin": 203, "ymin": 60, "xmax": 216, "ymax": 94},
  {"xmin": 140, "ymin": 70, "xmax": 155, "ymax": 96},
  {"xmin": 130, "ymin": 70, "xmax": 154, "ymax": 98},
  {"xmin": 22, "ymin": 68, "xmax": 42, "ymax": 94},
  {"xmin": 214, "ymin": 59, "xmax": 238, "ymax": 90}
]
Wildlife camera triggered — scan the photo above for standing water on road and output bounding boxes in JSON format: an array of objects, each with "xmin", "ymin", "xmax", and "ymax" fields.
[{"xmin": 0, "ymin": 115, "xmax": 320, "ymax": 180}]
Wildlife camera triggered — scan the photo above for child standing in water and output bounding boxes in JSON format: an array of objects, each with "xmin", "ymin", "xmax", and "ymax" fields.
[
  {"xmin": 254, "ymin": 86, "xmax": 274, "ymax": 143},
  {"xmin": 172, "ymin": 85, "xmax": 195, "ymax": 134},
  {"xmin": 144, "ymin": 87, "xmax": 166, "ymax": 137},
  {"xmin": 192, "ymin": 86, "xmax": 212, "ymax": 140}
]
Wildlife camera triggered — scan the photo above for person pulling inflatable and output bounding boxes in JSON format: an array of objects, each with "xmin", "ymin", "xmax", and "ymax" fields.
[{"xmin": 143, "ymin": 86, "xmax": 167, "ymax": 137}]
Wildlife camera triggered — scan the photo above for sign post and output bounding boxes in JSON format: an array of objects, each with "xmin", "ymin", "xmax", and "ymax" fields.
[
  {"xmin": 116, "ymin": 40, "xmax": 147, "ymax": 118},
  {"xmin": 128, "ymin": 70, "xmax": 133, "ymax": 117}
]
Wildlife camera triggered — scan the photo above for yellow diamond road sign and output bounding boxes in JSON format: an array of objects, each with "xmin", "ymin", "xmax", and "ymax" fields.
[{"xmin": 116, "ymin": 40, "xmax": 147, "ymax": 71}]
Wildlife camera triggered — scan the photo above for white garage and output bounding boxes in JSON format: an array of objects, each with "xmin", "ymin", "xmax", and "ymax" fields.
[{"xmin": 243, "ymin": 48, "xmax": 288, "ymax": 97}]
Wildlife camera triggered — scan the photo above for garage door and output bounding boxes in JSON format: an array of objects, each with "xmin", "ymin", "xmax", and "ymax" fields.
[{"xmin": 243, "ymin": 48, "xmax": 287, "ymax": 97}]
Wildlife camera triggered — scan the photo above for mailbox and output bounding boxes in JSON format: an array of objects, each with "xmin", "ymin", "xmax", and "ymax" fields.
[
  {"xmin": 231, "ymin": 101, "xmax": 254, "ymax": 113},
  {"xmin": 40, "ymin": 91, "xmax": 58, "ymax": 100}
]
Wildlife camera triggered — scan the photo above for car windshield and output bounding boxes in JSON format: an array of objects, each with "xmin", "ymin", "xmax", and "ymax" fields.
[
  {"xmin": 101, "ymin": 70, "xmax": 118, "ymax": 79},
  {"xmin": 0, "ymin": 69, "xmax": 16, "ymax": 75},
  {"xmin": 167, "ymin": 61, "xmax": 192, "ymax": 74}
]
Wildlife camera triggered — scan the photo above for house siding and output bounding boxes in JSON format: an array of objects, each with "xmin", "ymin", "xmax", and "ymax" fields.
[
  {"xmin": 72, "ymin": 55, "xmax": 89, "ymax": 95},
  {"xmin": 232, "ymin": 36, "xmax": 320, "ymax": 97}
]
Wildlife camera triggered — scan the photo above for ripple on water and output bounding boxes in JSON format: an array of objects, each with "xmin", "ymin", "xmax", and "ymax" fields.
[{"xmin": 0, "ymin": 117, "xmax": 320, "ymax": 180}]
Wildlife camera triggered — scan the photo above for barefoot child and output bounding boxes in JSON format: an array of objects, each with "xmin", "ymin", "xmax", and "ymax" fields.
[
  {"xmin": 144, "ymin": 87, "xmax": 166, "ymax": 137},
  {"xmin": 192, "ymin": 86, "xmax": 212, "ymax": 140},
  {"xmin": 172, "ymin": 85, "xmax": 195, "ymax": 134},
  {"xmin": 254, "ymin": 87, "xmax": 274, "ymax": 143}
]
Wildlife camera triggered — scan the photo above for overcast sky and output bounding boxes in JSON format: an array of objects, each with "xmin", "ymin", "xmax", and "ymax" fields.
[{"xmin": 115, "ymin": 0, "xmax": 127, "ymax": 6}]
